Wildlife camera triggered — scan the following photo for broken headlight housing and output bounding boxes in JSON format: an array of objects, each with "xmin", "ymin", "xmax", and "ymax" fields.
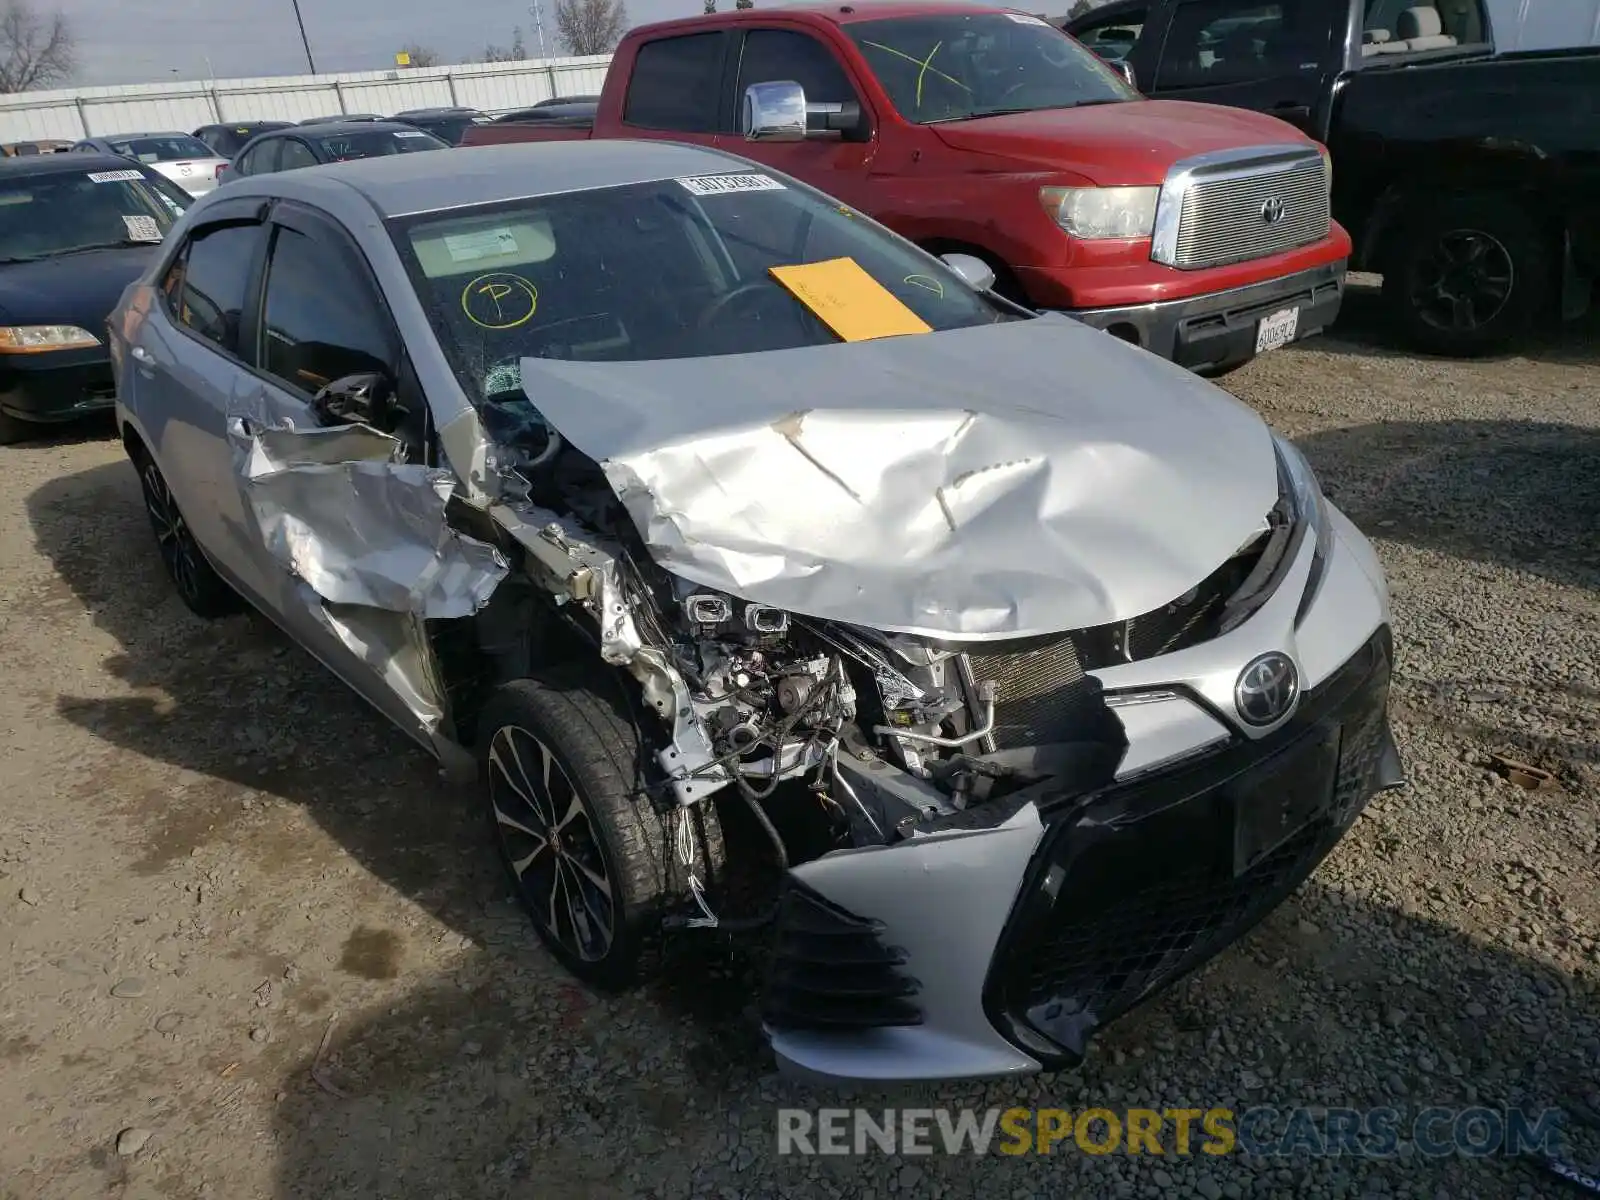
[{"xmin": 1274, "ymin": 434, "xmax": 1335, "ymax": 624}]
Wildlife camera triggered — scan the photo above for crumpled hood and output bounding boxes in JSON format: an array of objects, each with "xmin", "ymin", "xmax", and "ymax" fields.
[
  {"xmin": 518, "ymin": 315, "xmax": 1277, "ymax": 640},
  {"xmin": 928, "ymin": 99, "xmax": 1310, "ymax": 183}
]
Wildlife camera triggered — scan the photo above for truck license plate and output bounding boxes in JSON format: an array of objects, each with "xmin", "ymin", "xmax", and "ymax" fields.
[{"xmin": 1255, "ymin": 307, "xmax": 1300, "ymax": 354}]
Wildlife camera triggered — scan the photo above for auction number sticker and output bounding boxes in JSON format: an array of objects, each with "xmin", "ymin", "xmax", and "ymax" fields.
[
  {"xmin": 676, "ymin": 173, "xmax": 785, "ymax": 197},
  {"xmin": 1005, "ymin": 12, "xmax": 1052, "ymax": 24},
  {"xmin": 394, "ymin": 130, "xmax": 430, "ymax": 138},
  {"xmin": 445, "ymin": 228, "xmax": 519, "ymax": 262},
  {"xmin": 88, "ymin": 169, "xmax": 144, "ymax": 183}
]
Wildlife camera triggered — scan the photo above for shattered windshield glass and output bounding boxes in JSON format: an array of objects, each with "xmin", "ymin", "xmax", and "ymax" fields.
[
  {"xmin": 388, "ymin": 171, "xmax": 1023, "ymax": 442},
  {"xmin": 847, "ymin": 12, "xmax": 1137, "ymax": 123}
]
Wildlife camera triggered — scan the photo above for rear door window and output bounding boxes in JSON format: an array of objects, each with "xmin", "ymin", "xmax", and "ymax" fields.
[
  {"xmin": 171, "ymin": 223, "xmax": 260, "ymax": 352},
  {"xmin": 622, "ymin": 32, "xmax": 728, "ymax": 131},
  {"xmin": 277, "ymin": 139, "xmax": 319, "ymax": 171}
]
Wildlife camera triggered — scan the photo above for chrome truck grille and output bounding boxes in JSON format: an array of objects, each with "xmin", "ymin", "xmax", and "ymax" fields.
[{"xmin": 1151, "ymin": 146, "xmax": 1330, "ymax": 271}]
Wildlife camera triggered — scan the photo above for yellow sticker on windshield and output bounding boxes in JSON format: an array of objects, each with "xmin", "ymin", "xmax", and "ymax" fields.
[{"xmin": 769, "ymin": 258, "xmax": 932, "ymax": 343}]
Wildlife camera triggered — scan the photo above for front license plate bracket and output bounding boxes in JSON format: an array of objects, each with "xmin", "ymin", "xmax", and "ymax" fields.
[{"xmin": 1231, "ymin": 730, "xmax": 1339, "ymax": 876}]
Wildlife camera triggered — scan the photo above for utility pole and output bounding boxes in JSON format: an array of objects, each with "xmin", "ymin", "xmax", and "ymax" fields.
[
  {"xmin": 289, "ymin": 0, "xmax": 318, "ymax": 73},
  {"xmin": 529, "ymin": 1, "xmax": 550, "ymax": 61}
]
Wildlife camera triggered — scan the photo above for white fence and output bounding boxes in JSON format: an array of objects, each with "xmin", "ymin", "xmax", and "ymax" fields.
[{"xmin": 0, "ymin": 55, "xmax": 614, "ymax": 143}]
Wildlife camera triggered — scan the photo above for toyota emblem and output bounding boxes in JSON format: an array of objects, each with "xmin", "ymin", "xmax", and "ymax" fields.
[
  {"xmin": 1260, "ymin": 196, "xmax": 1286, "ymax": 225},
  {"xmin": 1234, "ymin": 652, "xmax": 1299, "ymax": 727}
]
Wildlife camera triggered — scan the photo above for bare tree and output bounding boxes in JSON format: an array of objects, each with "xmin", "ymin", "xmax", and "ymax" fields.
[
  {"xmin": 396, "ymin": 43, "xmax": 440, "ymax": 68},
  {"xmin": 0, "ymin": 0, "xmax": 74, "ymax": 93},
  {"xmin": 703, "ymin": 0, "xmax": 715, "ymax": 12},
  {"xmin": 734, "ymin": 0, "xmax": 753, "ymax": 8},
  {"xmin": 553, "ymin": 0, "xmax": 627, "ymax": 57},
  {"xmin": 1065, "ymin": 0, "xmax": 1095, "ymax": 15},
  {"xmin": 482, "ymin": 26, "xmax": 527, "ymax": 63}
]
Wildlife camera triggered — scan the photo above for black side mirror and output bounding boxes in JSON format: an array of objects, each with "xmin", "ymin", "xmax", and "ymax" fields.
[{"xmin": 311, "ymin": 371, "xmax": 399, "ymax": 430}]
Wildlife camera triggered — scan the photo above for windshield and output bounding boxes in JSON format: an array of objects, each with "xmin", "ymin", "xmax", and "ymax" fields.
[
  {"xmin": 107, "ymin": 134, "xmax": 215, "ymax": 162},
  {"xmin": 398, "ymin": 116, "xmax": 485, "ymax": 145},
  {"xmin": 847, "ymin": 12, "xmax": 1137, "ymax": 123},
  {"xmin": 390, "ymin": 171, "xmax": 1020, "ymax": 419},
  {"xmin": 309, "ymin": 129, "xmax": 449, "ymax": 161},
  {"xmin": 0, "ymin": 169, "xmax": 189, "ymax": 262}
]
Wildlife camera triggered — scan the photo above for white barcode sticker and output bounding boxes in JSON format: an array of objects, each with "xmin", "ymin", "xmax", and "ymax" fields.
[
  {"xmin": 676, "ymin": 173, "xmax": 785, "ymax": 197},
  {"xmin": 1006, "ymin": 12, "xmax": 1052, "ymax": 24},
  {"xmin": 88, "ymin": 169, "xmax": 144, "ymax": 183},
  {"xmin": 122, "ymin": 214, "xmax": 163, "ymax": 242},
  {"xmin": 444, "ymin": 228, "xmax": 519, "ymax": 262},
  {"xmin": 394, "ymin": 130, "xmax": 430, "ymax": 138}
]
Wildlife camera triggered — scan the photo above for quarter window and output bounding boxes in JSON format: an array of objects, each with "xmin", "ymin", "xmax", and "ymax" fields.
[
  {"xmin": 276, "ymin": 140, "xmax": 319, "ymax": 171},
  {"xmin": 259, "ymin": 225, "xmax": 394, "ymax": 395},
  {"xmin": 622, "ymin": 33, "xmax": 726, "ymax": 131},
  {"xmin": 173, "ymin": 223, "xmax": 259, "ymax": 351}
]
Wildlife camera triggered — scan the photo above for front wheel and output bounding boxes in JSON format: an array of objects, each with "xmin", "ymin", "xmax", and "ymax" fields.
[
  {"xmin": 479, "ymin": 669, "xmax": 723, "ymax": 989},
  {"xmin": 1382, "ymin": 194, "xmax": 1551, "ymax": 357}
]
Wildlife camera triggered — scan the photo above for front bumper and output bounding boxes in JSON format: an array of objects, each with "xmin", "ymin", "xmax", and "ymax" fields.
[
  {"xmin": 763, "ymin": 507, "xmax": 1398, "ymax": 1085},
  {"xmin": 0, "ymin": 348, "xmax": 117, "ymax": 425},
  {"xmin": 1069, "ymin": 262, "xmax": 1346, "ymax": 373}
]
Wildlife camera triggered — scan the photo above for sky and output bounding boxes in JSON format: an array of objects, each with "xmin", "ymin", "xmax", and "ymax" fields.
[{"xmin": 53, "ymin": 0, "xmax": 702, "ymax": 85}]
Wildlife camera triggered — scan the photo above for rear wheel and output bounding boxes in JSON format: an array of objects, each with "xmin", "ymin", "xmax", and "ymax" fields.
[
  {"xmin": 1382, "ymin": 194, "xmax": 1551, "ymax": 357},
  {"xmin": 134, "ymin": 452, "xmax": 238, "ymax": 618},
  {"xmin": 479, "ymin": 669, "xmax": 723, "ymax": 989}
]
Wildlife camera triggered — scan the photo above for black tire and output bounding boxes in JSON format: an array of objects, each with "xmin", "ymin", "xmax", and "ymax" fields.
[
  {"xmin": 479, "ymin": 668, "xmax": 724, "ymax": 989},
  {"xmin": 132, "ymin": 449, "xmax": 239, "ymax": 618},
  {"xmin": 0, "ymin": 409, "xmax": 36, "ymax": 446},
  {"xmin": 1381, "ymin": 194, "xmax": 1551, "ymax": 357}
]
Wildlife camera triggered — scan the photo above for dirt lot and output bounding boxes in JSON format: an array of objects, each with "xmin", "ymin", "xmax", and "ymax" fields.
[{"xmin": 2, "ymin": 288, "xmax": 1597, "ymax": 1199}]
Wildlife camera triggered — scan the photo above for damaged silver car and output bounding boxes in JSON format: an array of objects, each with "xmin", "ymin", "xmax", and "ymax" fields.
[{"xmin": 110, "ymin": 141, "xmax": 1402, "ymax": 1084}]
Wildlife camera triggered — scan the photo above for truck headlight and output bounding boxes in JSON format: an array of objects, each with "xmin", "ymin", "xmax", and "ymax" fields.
[
  {"xmin": 1038, "ymin": 185, "xmax": 1159, "ymax": 240},
  {"xmin": 0, "ymin": 325, "xmax": 101, "ymax": 353}
]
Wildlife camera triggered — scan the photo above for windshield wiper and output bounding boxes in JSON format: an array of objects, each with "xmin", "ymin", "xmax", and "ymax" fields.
[
  {"xmin": 0, "ymin": 254, "xmax": 44, "ymax": 264},
  {"xmin": 927, "ymin": 98, "xmax": 1129, "ymax": 123},
  {"xmin": 51, "ymin": 239, "xmax": 160, "ymax": 255}
]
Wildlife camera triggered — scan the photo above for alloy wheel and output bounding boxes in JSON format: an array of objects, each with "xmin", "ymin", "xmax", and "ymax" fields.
[
  {"xmin": 488, "ymin": 724, "xmax": 615, "ymax": 962},
  {"xmin": 1410, "ymin": 228, "xmax": 1515, "ymax": 333},
  {"xmin": 142, "ymin": 462, "xmax": 203, "ymax": 605}
]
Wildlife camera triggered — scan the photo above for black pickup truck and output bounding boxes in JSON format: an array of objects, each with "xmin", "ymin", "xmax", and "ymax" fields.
[{"xmin": 1064, "ymin": 0, "xmax": 1600, "ymax": 355}]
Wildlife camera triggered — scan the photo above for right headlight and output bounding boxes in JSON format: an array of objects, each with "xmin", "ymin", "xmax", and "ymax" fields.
[
  {"xmin": 1273, "ymin": 434, "xmax": 1334, "ymax": 625},
  {"xmin": 0, "ymin": 325, "xmax": 100, "ymax": 353},
  {"xmin": 1038, "ymin": 185, "xmax": 1159, "ymax": 240}
]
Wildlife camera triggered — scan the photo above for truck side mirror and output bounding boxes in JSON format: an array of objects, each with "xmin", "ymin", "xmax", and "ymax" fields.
[
  {"xmin": 939, "ymin": 252, "xmax": 997, "ymax": 294},
  {"xmin": 743, "ymin": 81, "xmax": 807, "ymax": 142}
]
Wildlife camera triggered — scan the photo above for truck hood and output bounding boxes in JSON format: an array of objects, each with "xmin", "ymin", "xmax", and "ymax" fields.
[
  {"xmin": 927, "ymin": 99, "xmax": 1310, "ymax": 184},
  {"xmin": 517, "ymin": 314, "xmax": 1277, "ymax": 641}
]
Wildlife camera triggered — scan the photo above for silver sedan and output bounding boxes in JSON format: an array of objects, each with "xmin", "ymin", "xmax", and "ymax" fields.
[
  {"xmin": 109, "ymin": 140, "xmax": 1401, "ymax": 1086},
  {"xmin": 71, "ymin": 132, "xmax": 229, "ymax": 195}
]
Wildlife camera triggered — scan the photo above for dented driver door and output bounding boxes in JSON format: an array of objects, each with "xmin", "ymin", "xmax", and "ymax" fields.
[{"xmin": 225, "ymin": 203, "xmax": 504, "ymax": 753}]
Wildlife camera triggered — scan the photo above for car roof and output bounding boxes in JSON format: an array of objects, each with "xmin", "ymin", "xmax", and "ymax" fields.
[
  {"xmin": 395, "ymin": 107, "xmax": 480, "ymax": 117},
  {"xmin": 632, "ymin": 0, "xmax": 1002, "ymax": 34},
  {"xmin": 215, "ymin": 139, "xmax": 751, "ymax": 218},
  {"xmin": 289, "ymin": 120, "xmax": 425, "ymax": 138},
  {"xmin": 0, "ymin": 151, "xmax": 160, "ymax": 177},
  {"xmin": 92, "ymin": 131, "xmax": 193, "ymax": 141}
]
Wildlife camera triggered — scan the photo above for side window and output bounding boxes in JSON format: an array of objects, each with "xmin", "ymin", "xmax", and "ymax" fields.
[
  {"xmin": 277, "ymin": 140, "xmax": 318, "ymax": 171},
  {"xmin": 159, "ymin": 243, "xmax": 188, "ymax": 317},
  {"xmin": 735, "ymin": 29, "xmax": 858, "ymax": 104},
  {"xmin": 173, "ymin": 224, "xmax": 259, "ymax": 352},
  {"xmin": 1155, "ymin": 0, "xmax": 1325, "ymax": 88},
  {"xmin": 622, "ymin": 33, "xmax": 726, "ymax": 132},
  {"xmin": 1072, "ymin": 12, "xmax": 1148, "ymax": 61},
  {"xmin": 232, "ymin": 146, "xmax": 259, "ymax": 176},
  {"xmin": 258, "ymin": 225, "xmax": 395, "ymax": 395}
]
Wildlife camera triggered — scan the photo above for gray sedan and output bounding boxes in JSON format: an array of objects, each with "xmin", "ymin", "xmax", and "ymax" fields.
[
  {"xmin": 71, "ymin": 132, "xmax": 229, "ymax": 196},
  {"xmin": 109, "ymin": 141, "xmax": 1401, "ymax": 1085}
]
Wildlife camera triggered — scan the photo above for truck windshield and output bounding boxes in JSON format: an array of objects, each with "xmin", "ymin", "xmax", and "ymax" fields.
[
  {"xmin": 389, "ymin": 171, "xmax": 1021, "ymax": 410},
  {"xmin": 848, "ymin": 12, "xmax": 1137, "ymax": 123}
]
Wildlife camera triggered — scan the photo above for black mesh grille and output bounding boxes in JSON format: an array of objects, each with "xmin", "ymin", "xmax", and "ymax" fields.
[
  {"xmin": 985, "ymin": 628, "xmax": 1394, "ymax": 1063},
  {"xmin": 964, "ymin": 634, "xmax": 1095, "ymax": 749},
  {"xmin": 762, "ymin": 880, "xmax": 922, "ymax": 1031}
]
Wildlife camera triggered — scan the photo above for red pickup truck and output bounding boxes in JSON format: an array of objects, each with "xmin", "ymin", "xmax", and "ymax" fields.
[{"xmin": 463, "ymin": 3, "xmax": 1352, "ymax": 373}]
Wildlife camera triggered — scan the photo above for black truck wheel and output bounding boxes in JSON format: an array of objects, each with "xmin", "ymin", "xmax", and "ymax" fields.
[
  {"xmin": 479, "ymin": 669, "xmax": 723, "ymax": 989},
  {"xmin": 135, "ymin": 452, "xmax": 239, "ymax": 618},
  {"xmin": 1382, "ymin": 194, "xmax": 1551, "ymax": 357}
]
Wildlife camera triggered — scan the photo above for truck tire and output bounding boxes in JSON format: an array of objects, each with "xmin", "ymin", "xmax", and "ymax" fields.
[
  {"xmin": 1382, "ymin": 194, "xmax": 1551, "ymax": 357},
  {"xmin": 478, "ymin": 668, "xmax": 724, "ymax": 989}
]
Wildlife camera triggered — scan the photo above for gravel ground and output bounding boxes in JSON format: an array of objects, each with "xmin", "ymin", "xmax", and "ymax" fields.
[{"xmin": 1, "ymin": 286, "xmax": 1596, "ymax": 1199}]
